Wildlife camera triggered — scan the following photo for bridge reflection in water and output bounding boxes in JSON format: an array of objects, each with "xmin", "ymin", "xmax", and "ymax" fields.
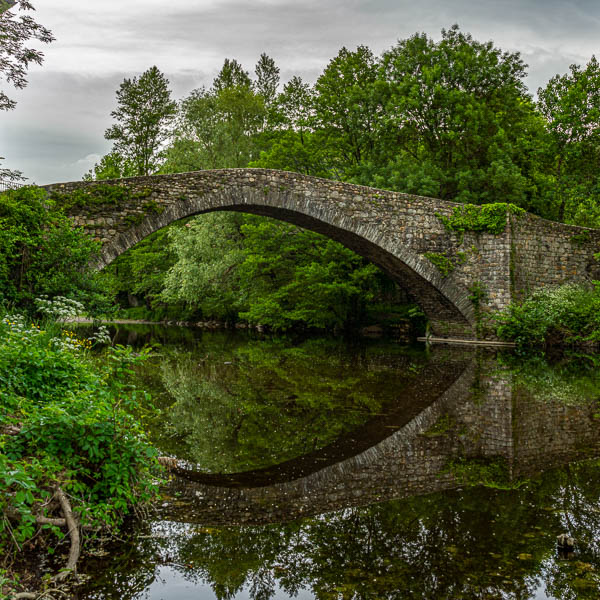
[
  {"xmin": 76, "ymin": 333, "xmax": 600, "ymax": 600},
  {"xmin": 160, "ymin": 350, "xmax": 600, "ymax": 527}
]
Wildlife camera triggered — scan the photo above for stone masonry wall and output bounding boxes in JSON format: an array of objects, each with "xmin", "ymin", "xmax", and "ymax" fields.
[
  {"xmin": 44, "ymin": 168, "xmax": 600, "ymax": 339},
  {"xmin": 510, "ymin": 212, "xmax": 600, "ymax": 300}
]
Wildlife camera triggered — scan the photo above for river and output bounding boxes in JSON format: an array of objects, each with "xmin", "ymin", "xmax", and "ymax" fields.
[{"xmin": 74, "ymin": 325, "xmax": 600, "ymax": 599}]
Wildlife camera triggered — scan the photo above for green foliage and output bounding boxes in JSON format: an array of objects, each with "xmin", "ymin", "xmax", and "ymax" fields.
[
  {"xmin": 162, "ymin": 57, "xmax": 270, "ymax": 174},
  {"xmin": 101, "ymin": 225, "xmax": 178, "ymax": 317},
  {"xmin": 377, "ymin": 26, "xmax": 541, "ymax": 206},
  {"xmin": 0, "ymin": 314, "xmax": 160, "ymax": 562},
  {"xmin": 570, "ymin": 230, "xmax": 592, "ymax": 245},
  {"xmin": 0, "ymin": 0, "xmax": 54, "ymax": 112},
  {"xmin": 468, "ymin": 281, "xmax": 489, "ymax": 310},
  {"xmin": 310, "ymin": 45, "xmax": 382, "ymax": 180},
  {"xmin": 160, "ymin": 213, "xmax": 245, "ymax": 321},
  {"xmin": 0, "ymin": 186, "xmax": 101, "ymax": 310},
  {"xmin": 538, "ymin": 56, "xmax": 600, "ymax": 223},
  {"xmin": 495, "ymin": 283, "xmax": 600, "ymax": 348},
  {"xmin": 105, "ymin": 66, "xmax": 177, "ymax": 176},
  {"xmin": 422, "ymin": 414, "xmax": 455, "ymax": 438},
  {"xmin": 444, "ymin": 456, "xmax": 524, "ymax": 490},
  {"xmin": 437, "ymin": 202, "xmax": 525, "ymax": 238},
  {"xmin": 161, "ymin": 212, "xmax": 390, "ymax": 331},
  {"xmin": 423, "ymin": 252, "xmax": 455, "ymax": 276},
  {"xmin": 141, "ymin": 198, "xmax": 164, "ymax": 214},
  {"xmin": 498, "ymin": 353, "xmax": 600, "ymax": 405},
  {"xmin": 50, "ymin": 183, "xmax": 131, "ymax": 210},
  {"xmin": 83, "ymin": 150, "xmax": 137, "ymax": 181}
]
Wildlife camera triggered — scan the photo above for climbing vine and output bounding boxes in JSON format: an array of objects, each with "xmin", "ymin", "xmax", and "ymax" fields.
[
  {"xmin": 436, "ymin": 203, "xmax": 525, "ymax": 239},
  {"xmin": 570, "ymin": 230, "xmax": 592, "ymax": 245}
]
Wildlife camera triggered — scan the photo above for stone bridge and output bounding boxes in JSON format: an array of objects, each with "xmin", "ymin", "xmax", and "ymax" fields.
[{"xmin": 45, "ymin": 169, "xmax": 600, "ymax": 339}]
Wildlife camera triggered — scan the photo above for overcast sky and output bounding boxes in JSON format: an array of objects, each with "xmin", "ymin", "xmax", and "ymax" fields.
[{"xmin": 2, "ymin": 0, "xmax": 599, "ymax": 184}]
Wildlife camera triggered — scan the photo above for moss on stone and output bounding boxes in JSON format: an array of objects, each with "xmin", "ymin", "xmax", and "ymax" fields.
[
  {"xmin": 424, "ymin": 252, "xmax": 455, "ymax": 276},
  {"xmin": 131, "ymin": 187, "xmax": 154, "ymax": 200},
  {"xmin": 52, "ymin": 183, "xmax": 137, "ymax": 209},
  {"xmin": 123, "ymin": 213, "xmax": 145, "ymax": 227},
  {"xmin": 141, "ymin": 199, "xmax": 165, "ymax": 215}
]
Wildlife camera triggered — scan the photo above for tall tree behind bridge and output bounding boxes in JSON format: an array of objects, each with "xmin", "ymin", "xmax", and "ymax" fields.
[
  {"xmin": 105, "ymin": 66, "xmax": 177, "ymax": 176},
  {"xmin": 376, "ymin": 25, "xmax": 543, "ymax": 205},
  {"xmin": 538, "ymin": 56, "xmax": 600, "ymax": 226}
]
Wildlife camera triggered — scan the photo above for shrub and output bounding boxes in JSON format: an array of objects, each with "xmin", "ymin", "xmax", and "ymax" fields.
[
  {"xmin": 495, "ymin": 283, "xmax": 600, "ymax": 348},
  {"xmin": 0, "ymin": 186, "xmax": 101, "ymax": 311},
  {"xmin": 0, "ymin": 313, "xmax": 160, "ymax": 584}
]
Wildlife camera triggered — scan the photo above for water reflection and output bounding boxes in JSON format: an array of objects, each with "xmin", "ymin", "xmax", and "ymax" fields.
[{"xmin": 76, "ymin": 328, "xmax": 600, "ymax": 599}]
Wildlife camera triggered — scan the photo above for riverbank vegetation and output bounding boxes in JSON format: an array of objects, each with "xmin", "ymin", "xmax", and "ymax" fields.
[
  {"xmin": 496, "ymin": 283, "xmax": 600, "ymax": 350},
  {"xmin": 0, "ymin": 186, "xmax": 103, "ymax": 312},
  {"xmin": 0, "ymin": 310, "xmax": 160, "ymax": 595}
]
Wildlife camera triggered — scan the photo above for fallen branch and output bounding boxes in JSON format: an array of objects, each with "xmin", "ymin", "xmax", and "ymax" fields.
[
  {"xmin": 4, "ymin": 504, "xmax": 93, "ymax": 531},
  {"xmin": 3, "ymin": 503, "xmax": 64, "ymax": 528},
  {"xmin": 1, "ymin": 424, "xmax": 21, "ymax": 436},
  {"xmin": 12, "ymin": 586, "xmax": 69, "ymax": 599},
  {"xmin": 54, "ymin": 487, "xmax": 80, "ymax": 582}
]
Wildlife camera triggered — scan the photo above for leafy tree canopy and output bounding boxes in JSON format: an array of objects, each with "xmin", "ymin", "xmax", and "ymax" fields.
[{"xmin": 105, "ymin": 66, "xmax": 177, "ymax": 176}]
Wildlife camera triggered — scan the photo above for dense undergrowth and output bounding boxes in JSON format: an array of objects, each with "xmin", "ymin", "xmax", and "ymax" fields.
[
  {"xmin": 0, "ymin": 187, "xmax": 109, "ymax": 314},
  {"xmin": 495, "ymin": 283, "xmax": 600, "ymax": 349},
  {"xmin": 0, "ymin": 310, "xmax": 160, "ymax": 596}
]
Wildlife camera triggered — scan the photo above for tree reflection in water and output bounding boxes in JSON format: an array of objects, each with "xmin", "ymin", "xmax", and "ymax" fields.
[{"xmin": 76, "ymin": 328, "xmax": 600, "ymax": 599}]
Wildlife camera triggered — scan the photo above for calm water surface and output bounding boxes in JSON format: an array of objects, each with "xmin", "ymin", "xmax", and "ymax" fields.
[{"xmin": 76, "ymin": 326, "xmax": 600, "ymax": 599}]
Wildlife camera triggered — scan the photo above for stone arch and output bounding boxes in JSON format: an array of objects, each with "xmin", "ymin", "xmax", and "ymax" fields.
[{"xmin": 48, "ymin": 169, "xmax": 478, "ymax": 329}]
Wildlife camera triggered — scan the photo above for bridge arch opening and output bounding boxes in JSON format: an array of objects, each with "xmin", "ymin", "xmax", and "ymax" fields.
[{"xmin": 49, "ymin": 169, "xmax": 477, "ymax": 332}]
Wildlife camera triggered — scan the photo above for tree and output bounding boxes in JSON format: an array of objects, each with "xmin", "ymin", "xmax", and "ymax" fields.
[
  {"xmin": 83, "ymin": 150, "xmax": 136, "ymax": 181},
  {"xmin": 250, "ymin": 76, "xmax": 329, "ymax": 177},
  {"xmin": 538, "ymin": 56, "xmax": 600, "ymax": 224},
  {"xmin": 254, "ymin": 52, "xmax": 280, "ymax": 107},
  {"xmin": 379, "ymin": 26, "xmax": 539, "ymax": 205},
  {"xmin": 162, "ymin": 57, "xmax": 267, "ymax": 173},
  {"xmin": 105, "ymin": 66, "xmax": 177, "ymax": 176},
  {"xmin": 0, "ymin": 186, "xmax": 100, "ymax": 308},
  {"xmin": 312, "ymin": 45, "xmax": 382, "ymax": 180},
  {"xmin": 162, "ymin": 84, "xmax": 266, "ymax": 173},
  {"xmin": 0, "ymin": 0, "xmax": 53, "ymax": 111},
  {"xmin": 212, "ymin": 58, "xmax": 251, "ymax": 92},
  {"xmin": 0, "ymin": 0, "xmax": 53, "ymax": 180},
  {"xmin": 160, "ymin": 212, "xmax": 245, "ymax": 321},
  {"xmin": 161, "ymin": 212, "xmax": 387, "ymax": 331}
]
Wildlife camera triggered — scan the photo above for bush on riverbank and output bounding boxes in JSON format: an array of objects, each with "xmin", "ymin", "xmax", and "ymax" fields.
[
  {"xmin": 495, "ymin": 283, "xmax": 600, "ymax": 348},
  {"xmin": 0, "ymin": 313, "xmax": 160, "ymax": 594},
  {"xmin": 0, "ymin": 186, "xmax": 107, "ymax": 313}
]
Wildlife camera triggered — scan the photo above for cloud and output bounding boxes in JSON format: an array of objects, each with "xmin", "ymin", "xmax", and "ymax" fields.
[
  {"xmin": 3, "ymin": 0, "xmax": 600, "ymax": 183},
  {"xmin": 73, "ymin": 153, "xmax": 102, "ymax": 167}
]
